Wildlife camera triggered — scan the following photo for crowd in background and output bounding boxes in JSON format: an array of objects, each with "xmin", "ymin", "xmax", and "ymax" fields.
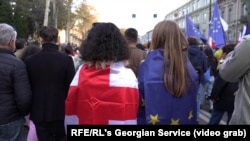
[{"xmin": 0, "ymin": 19, "xmax": 250, "ymax": 141}]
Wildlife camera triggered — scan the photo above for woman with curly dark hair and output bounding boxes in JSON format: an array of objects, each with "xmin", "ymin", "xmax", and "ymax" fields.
[{"xmin": 65, "ymin": 22, "xmax": 139, "ymax": 125}]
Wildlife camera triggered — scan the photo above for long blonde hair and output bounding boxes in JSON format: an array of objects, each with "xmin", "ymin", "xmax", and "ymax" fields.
[{"xmin": 150, "ymin": 20, "xmax": 190, "ymax": 98}]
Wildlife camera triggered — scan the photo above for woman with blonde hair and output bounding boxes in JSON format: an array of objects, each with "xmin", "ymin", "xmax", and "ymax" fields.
[{"xmin": 137, "ymin": 20, "xmax": 199, "ymax": 125}]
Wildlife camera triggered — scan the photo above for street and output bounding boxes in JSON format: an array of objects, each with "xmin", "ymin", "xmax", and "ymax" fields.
[
  {"xmin": 198, "ymin": 102, "xmax": 227, "ymax": 125},
  {"xmin": 19, "ymin": 102, "xmax": 228, "ymax": 141}
]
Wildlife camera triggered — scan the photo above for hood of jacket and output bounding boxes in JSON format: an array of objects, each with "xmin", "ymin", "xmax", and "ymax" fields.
[{"xmin": 188, "ymin": 45, "xmax": 202, "ymax": 56}]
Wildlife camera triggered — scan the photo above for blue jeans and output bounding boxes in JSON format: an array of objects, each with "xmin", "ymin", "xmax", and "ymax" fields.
[
  {"xmin": 203, "ymin": 76, "xmax": 215, "ymax": 109},
  {"xmin": 0, "ymin": 117, "xmax": 25, "ymax": 141},
  {"xmin": 197, "ymin": 76, "xmax": 215, "ymax": 120},
  {"xmin": 208, "ymin": 108, "xmax": 233, "ymax": 125}
]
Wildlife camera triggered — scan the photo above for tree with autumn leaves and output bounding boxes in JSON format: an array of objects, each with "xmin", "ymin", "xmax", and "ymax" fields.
[
  {"xmin": 0, "ymin": 0, "xmax": 98, "ymax": 43},
  {"xmin": 74, "ymin": 2, "xmax": 98, "ymax": 39}
]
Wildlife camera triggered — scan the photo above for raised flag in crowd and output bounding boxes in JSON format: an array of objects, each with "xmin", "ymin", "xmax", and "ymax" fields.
[
  {"xmin": 220, "ymin": 17, "xmax": 228, "ymax": 32},
  {"xmin": 244, "ymin": 24, "xmax": 250, "ymax": 36},
  {"xmin": 238, "ymin": 24, "xmax": 250, "ymax": 43},
  {"xmin": 208, "ymin": 0, "xmax": 227, "ymax": 48},
  {"xmin": 242, "ymin": 23, "xmax": 250, "ymax": 36},
  {"xmin": 185, "ymin": 14, "xmax": 207, "ymax": 43}
]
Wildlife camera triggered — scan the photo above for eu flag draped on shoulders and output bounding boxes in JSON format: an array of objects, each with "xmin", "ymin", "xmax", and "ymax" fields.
[
  {"xmin": 65, "ymin": 62, "xmax": 139, "ymax": 125},
  {"xmin": 137, "ymin": 49, "xmax": 199, "ymax": 125},
  {"xmin": 185, "ymin": 14, "xmax": 207, "ymax": 43},
  {"xmin": 208, "ymin": 0, "xmax": 227, "ymax": 48}
]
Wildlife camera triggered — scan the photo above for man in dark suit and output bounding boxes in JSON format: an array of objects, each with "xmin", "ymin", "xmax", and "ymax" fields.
[{"xmin": 25, "ymin": 26, "xmax": 75, "ymax": 141}]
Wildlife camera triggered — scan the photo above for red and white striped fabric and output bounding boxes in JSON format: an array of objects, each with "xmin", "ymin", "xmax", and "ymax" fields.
[
  {"xmin": 65, "ymin": 62, "xmax": 139, "ymax": 125},
  {"xmin": 207, "ymin": 37, "xmax": 216, "ymax": 49}
]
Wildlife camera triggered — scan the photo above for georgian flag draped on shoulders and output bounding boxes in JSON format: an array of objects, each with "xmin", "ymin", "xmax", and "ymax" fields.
[
  {"xmin": 137, "ymin": 49, "xmax": 199, "ymax": 125},
  {"xmin": 65, "ymin": 62, "xmax": 139, "ymax": 125}
]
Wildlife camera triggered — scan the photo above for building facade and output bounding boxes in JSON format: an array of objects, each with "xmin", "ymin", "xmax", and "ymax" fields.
[
  {"xmin": 219, "ymin": 0, "xmax": 243, "ymax": 42},
  {"xmin": 141, "ymin": 0, "xmax": 247, "ymax": 44},
  {"xmin": 165, "ymin": 0, "xmax": 216, "ymax": 38}
]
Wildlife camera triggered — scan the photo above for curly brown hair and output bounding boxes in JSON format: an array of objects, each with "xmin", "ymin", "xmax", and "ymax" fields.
[{"xmin": 79, "ymin": 22, "xmax": 129, "ymax": 68}]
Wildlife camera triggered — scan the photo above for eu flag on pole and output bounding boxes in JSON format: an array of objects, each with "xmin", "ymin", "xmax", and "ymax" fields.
[
  {"xmin": 185, "ymin": 15, "xmax": 206, "ymax": 43},
  {"xmin": 243, "ymin": 24, "xmax": 250, "ymax": 36},
  {"xmin": 209, "ymin": 0, "xmax": 226, "ymax": 48}
]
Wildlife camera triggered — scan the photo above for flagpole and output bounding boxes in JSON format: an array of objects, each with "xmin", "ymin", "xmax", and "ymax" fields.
[
  {"xmin": 235, "ymin": 0, "xmax": 239, "ymax": 43},
  {"xmin": 208, "ymin": 0, "xmax": 212, "ymax": 44},
  {"xmin": 209, "ymin": 0, "xmax": 226, "ymax": 48},
  {"xmin": 208, "ymin": 0, "xmax": 212, "ymax": 46},
  {"xmin": 209, "ymin": 0, "xmax": 212, "ymax": 23}
]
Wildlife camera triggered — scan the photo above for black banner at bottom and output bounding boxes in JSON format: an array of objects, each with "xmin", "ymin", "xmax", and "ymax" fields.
[{"xmin": 67, "ymin": 125, "xmax": 250, "ymax": 140}]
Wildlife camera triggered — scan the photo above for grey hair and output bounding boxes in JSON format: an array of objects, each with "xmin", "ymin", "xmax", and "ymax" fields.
[{"xmin": 0, "ymin": 23, "xmax": 17, "ymax": 46}]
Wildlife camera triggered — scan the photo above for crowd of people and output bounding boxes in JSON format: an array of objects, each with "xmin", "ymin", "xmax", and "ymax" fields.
[{"xmin": 0, "ymin": 19, "xmax": 249, "ymax": 141}]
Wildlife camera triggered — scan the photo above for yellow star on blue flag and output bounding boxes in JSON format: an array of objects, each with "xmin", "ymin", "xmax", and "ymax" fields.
[
  {"xmin": 148, "ymin": 114, "xmax": 160, "ymax": 125},
  {"xmin": 170, "ymin": 118, "xmax": 180, "ymax": 125}
]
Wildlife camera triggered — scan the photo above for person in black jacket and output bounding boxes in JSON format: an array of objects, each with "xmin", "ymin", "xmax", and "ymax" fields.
[
  {"xmin": 0, "ymin": 23, "xmax": 32, "ymax": 140},
  {"xmin": 25, "ymin": 26, "xmax": 75, "ymax": 141},
  {"xmin": 187, "ymin": 37, "xmax": 208, "ymax": 122},
  {"xmin": 203, "ymin": 46, "xmax": 218, "ymax": 112},
  {"xmin": 208, "ymin": 43, "xmax": 238, "ymax": 125}
]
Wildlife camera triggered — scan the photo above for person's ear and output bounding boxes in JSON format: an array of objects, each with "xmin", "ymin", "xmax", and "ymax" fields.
[
  {"xmin": 39, "ymin": 37, "xmax": 43, "ymax": 42},
  {"xmin": 56, "ymin": 37, "xmax": 59, "ymax": 44},
  {"xmin": 24, "ymin": 42, "xmax": 28, "ymax": 48},
  {"xmin": 8, "ymin": 39, "xmax": 15, "ymax": 46},
  {"xmin": 8, "ymin": 38, "xmax": 16, "ymax": 52}
]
